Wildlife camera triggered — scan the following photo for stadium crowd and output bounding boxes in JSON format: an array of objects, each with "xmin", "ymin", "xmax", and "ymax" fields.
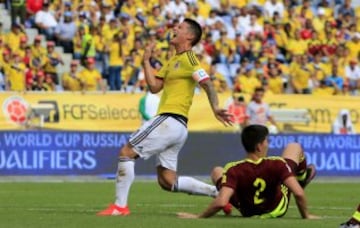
[{"xmin": 0, "ymin": 0, "xmax": 360, "ymax": 95}]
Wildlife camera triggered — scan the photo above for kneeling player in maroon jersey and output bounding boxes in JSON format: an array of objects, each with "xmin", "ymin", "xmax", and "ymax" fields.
[{"xmin": 178, "ymin": 124, "xmax": 320, "ymax": 219}]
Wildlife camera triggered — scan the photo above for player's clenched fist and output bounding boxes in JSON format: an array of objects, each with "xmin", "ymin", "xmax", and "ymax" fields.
[{"xmin": 143, "ymin": 42, "xmax": 156, "ymax": 62}]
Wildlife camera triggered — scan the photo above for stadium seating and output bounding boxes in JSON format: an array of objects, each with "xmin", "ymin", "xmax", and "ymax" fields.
[
  {"xmin": 25, "ymin": 28, "xmax": 39, "ymax": 44},
  {"xmin": 0, "ymin": 3, "xmax": 10, "ymax": 32},
  {"xmin": 0, "ymin": 0, "xmax": 359, "ymax": 96},
  {"xmin": 216, "ymin": 63, "xmax": 233, "ymax": 89}
]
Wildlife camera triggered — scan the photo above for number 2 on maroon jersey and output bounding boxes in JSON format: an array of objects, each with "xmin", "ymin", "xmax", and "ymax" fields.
[{"xmin": 253, "ymin": 178, "xmax": 266, "ymax": 205}]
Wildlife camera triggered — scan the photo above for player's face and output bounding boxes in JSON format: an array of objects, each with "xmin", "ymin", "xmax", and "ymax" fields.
[
  {"xmin": 259, "ymin": 136, "xmax": 269, "ymax": 155},
  {"xmin": 170, "ymin": 21, "xmax": 192, "ymax": 46}
]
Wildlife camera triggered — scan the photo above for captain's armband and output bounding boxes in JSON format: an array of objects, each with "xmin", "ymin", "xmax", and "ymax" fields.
[{"xmin": 192, "ymin": 69, "xmax": 210, "ymax": 83}]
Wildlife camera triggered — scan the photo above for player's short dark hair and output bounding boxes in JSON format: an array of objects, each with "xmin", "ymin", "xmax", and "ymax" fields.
[
  {"xmin": 184, "ymin": 18, "xmax": 202, "ymax": 46},
  {"xmin": 241, "ymin": 125, "xmax": 269, "ymax": 153}
]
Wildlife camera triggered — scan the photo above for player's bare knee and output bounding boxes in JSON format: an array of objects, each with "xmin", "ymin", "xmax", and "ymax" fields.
[
  {"xmin": 157, "ymin": 176, "xmax": 173, "ymax": 191},
  {"xmin": 282, "ymin": 143, "xmax": 305, "ymax": 166},
  {"xmin": 282, "ymin": 143, "xmax": 303, "ymax": 158},
  {"xmin": 119, "ymin": 143, "xmax": 138, "ymax": 159},
  {"xmin": 286, "ymin": 142, "xmax": 302, "ymax": 151},
  {"xmin": 211, "ymin": 166, "xmax": 223, "ymax": 184},
  {"xmin": 156, "ymin": 166, "xmax": 177, "ymax": 191}
]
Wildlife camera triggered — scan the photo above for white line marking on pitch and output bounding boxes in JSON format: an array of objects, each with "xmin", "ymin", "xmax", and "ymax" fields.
[
  {"xmin": 0, "ymin": 207, "xmax": 351, "ymax": 219},
  {"xmin": 0, "ymin": 204, "xmax": 354, "ymax": 214},
  {"xmin": 289, "ymin": 206, "xmax": 353, "ymax": 211}
]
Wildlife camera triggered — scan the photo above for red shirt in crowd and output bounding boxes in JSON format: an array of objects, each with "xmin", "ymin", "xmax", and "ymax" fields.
[{"xmin": 27, "ymin": 0, "xmax": 43, "ymax": 14}]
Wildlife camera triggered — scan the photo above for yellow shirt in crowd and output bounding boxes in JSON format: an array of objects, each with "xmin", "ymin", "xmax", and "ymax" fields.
[
  {"xmin": 197, "ymin": 0, "xmax": 212, "ymax": 18},
  {"xmin": 237, "ymin": 75, "xmax": 261, "ymax": 94},
  {"xmin": 8, "ymin": 62, "xmax": 26, "ymax": 91},
  {"xmin": 62, "ymin": 72, "xmax": 82, "ymax": 91},
  {"xmin": 78, "ymin": 68, "xmax": 101, "ymax": 91},
  {"xmin": 43, "ymin": 52, "xmax": 61, "ymax": 73},
  {"xmin": 268, "ymin": 76, "xmax": 283, "ymax": 94},
  {"xmin": 346, "ymin": 41, "xmax": 360, "ymax": 60},
  {"xmin": 109, "ymin": 42, "xmax": 123, "ymax": 66},
  {"xmin": 5, "ymin": 32, "xmax": 23, "ymax": 51},
  {"xmin": 291, "ymin": 65, "xmax": 312, "ymax": 91},
  {"xmin": 122, "ymin": 64, "xmax": 134, "ymax": 82},
  {"xmin": 287, "ymin": 39, "xmax": 308, "ymax": 55}
]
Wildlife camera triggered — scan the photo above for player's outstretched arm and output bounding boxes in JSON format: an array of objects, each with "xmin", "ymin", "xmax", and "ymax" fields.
[
  {"xmin": 142, "ymin": 41, "xmax": 164, "ymax": 93},
  {"xmin": 199, "ymin": 80, "xmax": 233, "ymax": 126},
  {"xmin": 177, "ymin": 187, "xmax": 234, "ymax": 219},
  {"xmin": 283, "ymin": 176, "xmax": 321, "ymax": 219}
]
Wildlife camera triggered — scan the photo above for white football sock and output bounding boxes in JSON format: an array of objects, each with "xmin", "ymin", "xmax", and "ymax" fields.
[
  {"xmin": 115, "ymin": 158, "xmax": 135, "ymax": 207},
  {"xmin": 172, "ymin": 176, "xmax": 218, "ymax": 197}
]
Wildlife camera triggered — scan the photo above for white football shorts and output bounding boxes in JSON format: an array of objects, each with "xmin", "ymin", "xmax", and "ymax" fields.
[{"xmin": 129, "ymin": 115, "xmax": 188, "ymax": 171}]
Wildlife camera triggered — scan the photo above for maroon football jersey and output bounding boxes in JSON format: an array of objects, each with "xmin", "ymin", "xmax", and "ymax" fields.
[{"xmin": 221, "ymin": 157, "xmax": 293, "ymax": 217}]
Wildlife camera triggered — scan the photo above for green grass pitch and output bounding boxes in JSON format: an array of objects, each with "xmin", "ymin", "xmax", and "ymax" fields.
[{"xmin": 0, "ymin": 180, "xmax": 358, "ymax": 228}]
